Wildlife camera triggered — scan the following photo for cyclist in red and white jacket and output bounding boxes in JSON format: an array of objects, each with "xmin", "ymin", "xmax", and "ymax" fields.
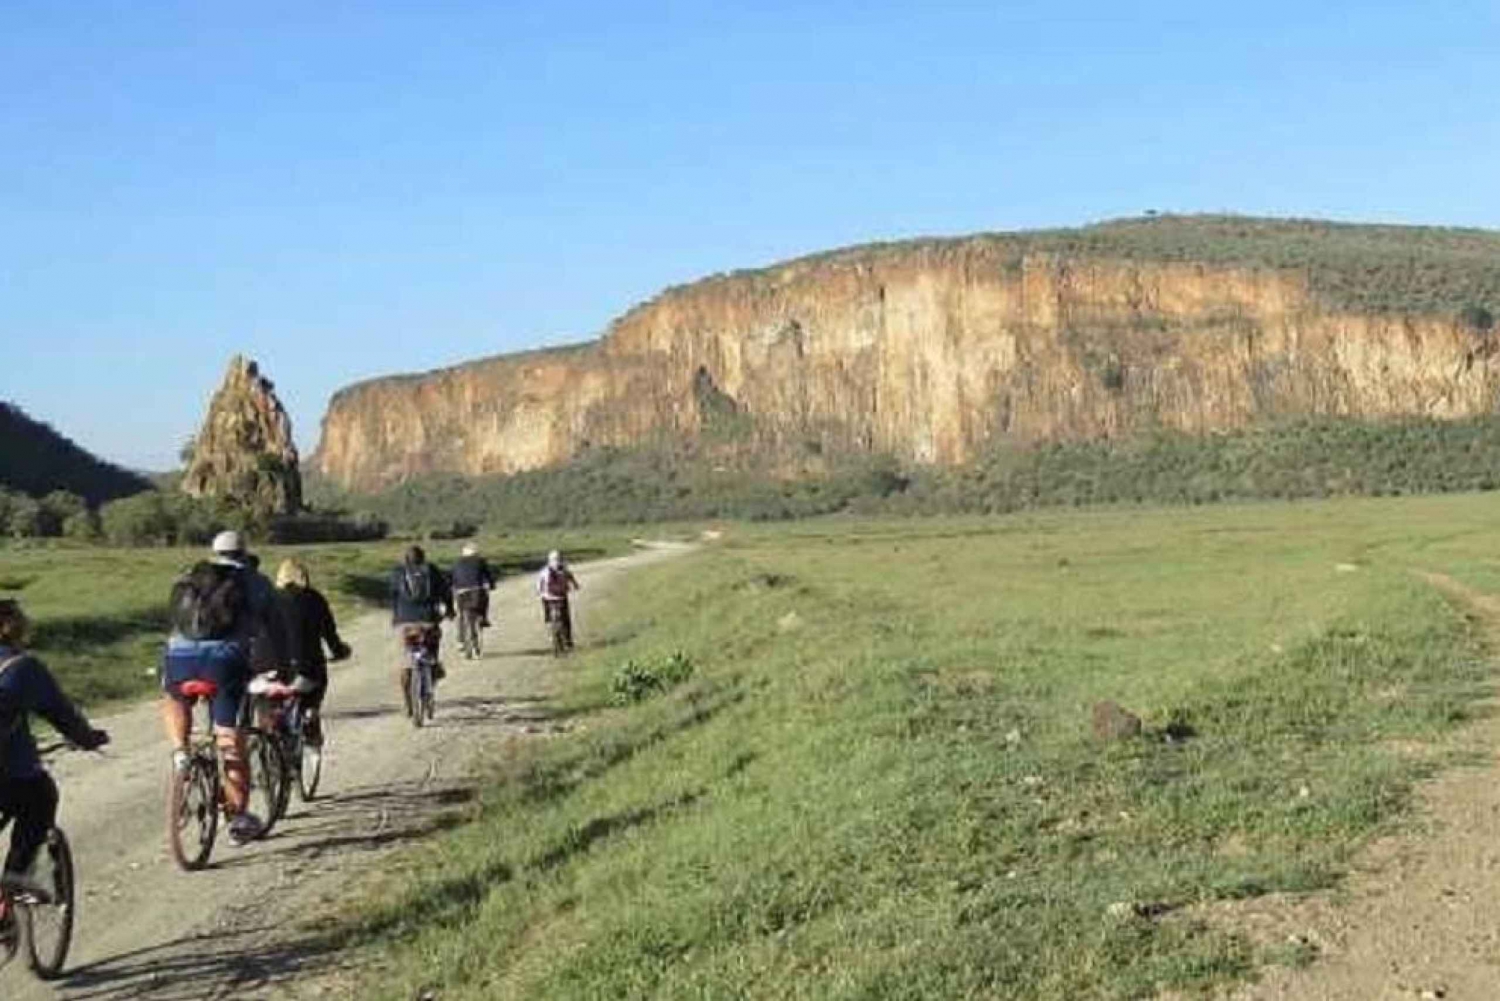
[{"xmin": 536, "ymin": 551, "xmax": 580, "ymax": 650}]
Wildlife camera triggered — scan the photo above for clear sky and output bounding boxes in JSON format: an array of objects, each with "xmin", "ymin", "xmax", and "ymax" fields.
[{"xmin": 4, "ymin": 1, "xmax": 1497, "ymax": 470}]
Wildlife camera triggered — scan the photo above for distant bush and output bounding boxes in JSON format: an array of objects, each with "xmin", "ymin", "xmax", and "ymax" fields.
[
  {"xmin": 322, "ymin": 415, "xmax": 1500, "ymax": 529},
  {"xmin": 266, "ymin": 511, "xmax": 388, "ymax": 545}
]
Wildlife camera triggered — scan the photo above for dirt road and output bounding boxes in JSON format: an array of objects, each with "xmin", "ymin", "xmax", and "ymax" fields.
[
  {"xmin": 3, "ymin": 543, "xmax": 688, "ymax": 1000},
  {"xmin": 1190, "ymin": 572, "xmax": 1500, "ymax": 1001}
]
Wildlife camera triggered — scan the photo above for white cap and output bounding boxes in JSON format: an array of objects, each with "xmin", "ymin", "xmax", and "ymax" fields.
[
  {"xmin": 547, "ymin": 549, "xmax": 562, "ymax": 567},
  {"xmin": 461, "ymin": 543, "xmax": 478, "ymax": 557},
  {"xmin": 211, "ymin": 530, "xmax": 244, "ymax": 555}
]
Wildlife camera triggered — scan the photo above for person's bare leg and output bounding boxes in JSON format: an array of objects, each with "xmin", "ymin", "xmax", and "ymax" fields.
[
  {"xmin": 161, "ymin": 696, "xmax": 190, "ymax": 749},
  {"xmin": 214, "ymin": 726, "xmax": 249, "ymax": 814}
]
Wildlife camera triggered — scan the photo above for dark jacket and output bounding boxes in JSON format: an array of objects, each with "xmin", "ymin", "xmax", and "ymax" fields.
[
  {"xmin": 450, "ymin": 555, "xmax": 496, "ymax": 592},
  {"xmin": 0, "ymin": 647, "xmax": 97, "ymax": 780},
  {"xmin": 275, "ymin": 585, "xmax": 348, "ymax": 685},
  {"xmin": 391, "ymin": 562, "xmax": 453, "ymax": 626}
]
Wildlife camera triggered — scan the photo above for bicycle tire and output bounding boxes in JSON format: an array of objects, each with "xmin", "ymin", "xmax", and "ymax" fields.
[
  {"xmin": 408, "ymin": 662, "xmax": 426, "ymax": 729},
  {"xmin": 167, "ymin": 755, "xmax": 218, "ymax": 871},
  {"xmin": 298, "ymin": 739, "xmax": 323, "ymax": 800},
  {"xmin": 21, "ymin": 828, "xmax": 75, "ymax": 979},
  {"xmin": 247, "ymin": 732, "xmax": 290, "ymax": 835}
]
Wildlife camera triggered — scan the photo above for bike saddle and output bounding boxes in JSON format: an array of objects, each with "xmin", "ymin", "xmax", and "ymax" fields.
[{"xmin": 176, "ymin": 680, "xmax": 219, "ymax": 699}]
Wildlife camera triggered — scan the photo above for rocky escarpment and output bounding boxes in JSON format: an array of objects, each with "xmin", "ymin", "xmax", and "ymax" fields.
[
  {"xmin": 314, "ymin": 218, "xmax": 1500, "ymax": 492},
  {"xmin": 182, "ymin": 356, "xmax": 302, "ymax": 515}
]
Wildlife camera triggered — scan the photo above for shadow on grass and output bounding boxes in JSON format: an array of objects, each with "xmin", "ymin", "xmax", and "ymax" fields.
[
  {"xmin": 53, "ymin": 926, "xmax": 345, "ymax": 1001},
  {"xmin": 31, "ymin": 607, "xmax": 171, "ymax": 651},
  {"xmin": 518, "ymin": 686, "xmax": 744, "ymax": 805},
  {"xmin": 348, "ymin": 786, "xmax": 705, "ymax": 944}
]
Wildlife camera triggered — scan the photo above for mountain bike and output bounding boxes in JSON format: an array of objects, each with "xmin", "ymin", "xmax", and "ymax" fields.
[
  {"xmin": 402, "ymin": 632, "xmax": 437, "ymax": 728},
  {"xmin": 0, "ymin": 746, "xmax": 82, "ymax": 980},
  {"xmin": 544, "ymin": 599, "xmax": 571, "ymax": 657},
  {"xmin": 455, "ymin": 589, "xmax": 485, "ymax": 660},
  {"xmin": 166, "ymin": 680, "xmax": 286, "ymax": 871},
  {"xmin": 250, "ymin": 674, "xmax": 325, "ymax": 802}
]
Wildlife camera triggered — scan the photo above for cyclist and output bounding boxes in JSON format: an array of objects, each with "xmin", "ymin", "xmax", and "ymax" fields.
[
  {"xmin": 0, "ymin": 599, "xmax": 108, "ymax": 930},
  {"xmin": 160, "ymin": 530, "xmax": 283, "ymax": 845},
  {"xmin": 391, "ymin": 546, "xmax": 454, "ymax": 709},
  {"xmin": 536, "ymin": 550, "xmax": 581, "ymax": 651},
  {"xmin": 450, "ymin": 543, "xmax": 497, "ymax": 655},
  {"xmin": 271, "ymin": 559, "xmax": 351, "ymax": 745}
]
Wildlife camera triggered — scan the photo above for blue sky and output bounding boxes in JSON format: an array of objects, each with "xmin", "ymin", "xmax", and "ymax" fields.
[{"xmin": 4, "ymin": 1, "xmax": 1498, "ymax": 470}]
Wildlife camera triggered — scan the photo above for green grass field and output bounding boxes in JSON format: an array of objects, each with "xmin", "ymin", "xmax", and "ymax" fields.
[
  {"xmin": 0, "ymin": 529, "xmax": 638, "ymax": 707},
  {"xmin": 312, "ymin": 494, "xmax": 1500, "ymax": 999}
]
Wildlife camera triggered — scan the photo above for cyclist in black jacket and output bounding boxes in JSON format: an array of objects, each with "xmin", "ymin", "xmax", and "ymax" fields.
[
  {"xmin": 0, "ymin": 599, "xmax": 108, "ymax": 931},
  {"xmin": 451, "ymin": 543, "xmax": 497, "ymax": 629},
  {"xmin": 272, "ymin": 559, "xmax": 350, "ymax": 744}
]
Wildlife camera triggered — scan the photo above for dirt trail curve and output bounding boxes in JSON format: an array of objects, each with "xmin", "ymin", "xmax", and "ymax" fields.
[
  {"xmin": 3, "ymin": 542, "xmax": 691, "ymax": 1001},
  {"xmin": 1198, "ymin": 572, "xmax": 1500, "ymax": 1001}
]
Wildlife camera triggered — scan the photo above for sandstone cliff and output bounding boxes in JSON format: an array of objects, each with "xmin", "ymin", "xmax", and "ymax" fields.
[
  {"xmin": 314, "ymin": 219, "xmax": 1500, "ymax": 492},
  {"xmin": 183, "ymin": 356, "xmax": 302, "ymax": 515}
]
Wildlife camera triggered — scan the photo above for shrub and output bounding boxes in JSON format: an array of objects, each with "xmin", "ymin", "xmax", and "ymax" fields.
[{"xmin": 611, "ymin": 651, "xmax": 696, "ymax": 705}]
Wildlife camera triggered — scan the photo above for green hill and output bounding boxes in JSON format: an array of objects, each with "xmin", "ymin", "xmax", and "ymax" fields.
[{"xmin": 0, "ymin": 401, "xmax": 151, "ymax": 506}]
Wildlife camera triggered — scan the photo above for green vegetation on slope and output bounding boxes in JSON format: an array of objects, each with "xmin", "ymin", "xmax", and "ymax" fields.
[
  {"xmin": 0, "ymin": 529, "xmax": 635, "ymax": 707},
  {"xmin": 0, "ymin": 402, "xmax": 151, "ymax": 506},
  {"xmin": 312, "ymin": 415, "xmax": 1500, "ymax": 530},
  {"xmin": 327, "ymin": 495, "xmax": 1498, "ymax": 999}
]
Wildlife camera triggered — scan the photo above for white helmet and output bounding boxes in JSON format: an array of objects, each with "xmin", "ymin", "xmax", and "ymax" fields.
[
  {"xmin": 547, "ymin": 549, "xmax": 562, "ymax": 568},
  {"xmin": 211, "ymin": 530, "xmax": 244, "ymax": 556},
  {"xmin": 461, "ymin": 543, "xmax": 478, "ymax": 557}
]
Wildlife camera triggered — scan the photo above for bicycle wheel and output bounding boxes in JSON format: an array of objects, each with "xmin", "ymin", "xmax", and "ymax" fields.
[
  {"xmin": 247, "ymin": 731, "xmax": 290, "ymax": 835},
  {"xmin": 21, "ymin": 828, "xmax": 75, "ymax": 979},
  {"xmin": 167, "ymin": 755, "xmax": 218, "ymax": 871},
  {"xmin": 408, "ymin": 663, "xmax": 426, "ymax": 729},
  {"xmin": 298, "ymin": 737, "xmax": 323, "ymax": 800},
  {"xmin": 469, "ymin": 611, "xmax": 483, "ymax": 658}
]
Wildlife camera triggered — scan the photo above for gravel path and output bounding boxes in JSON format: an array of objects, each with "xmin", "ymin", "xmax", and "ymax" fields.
[{"xmin": 3, "ymin": 542, "xmax": 689, "ymax": 1000}]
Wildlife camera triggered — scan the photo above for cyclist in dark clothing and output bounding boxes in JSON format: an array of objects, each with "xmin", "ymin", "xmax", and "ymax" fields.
[
  {"xmin": 450, "ymin": 543, "xmax": 497, "ymax": 627},
  {"xmin": 273, "ymin": 559, "xmax": 350, "ymax": 743},
  {"xmin": 391, "ymin": 546, "xmax": 454, "ymax": 693},
  {"xmin": 0, "ymin": 599, "xmax": 108, "ymax": 927}
]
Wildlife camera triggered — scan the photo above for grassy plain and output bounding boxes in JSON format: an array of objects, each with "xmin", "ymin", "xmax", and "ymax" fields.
[
  {"xmin": 325, "ymin": 494, "xmax": 1500, "ymax": 999},
  {"xmin": 0, "ymin": 529, "xmax": 638, "ymax": 707}
]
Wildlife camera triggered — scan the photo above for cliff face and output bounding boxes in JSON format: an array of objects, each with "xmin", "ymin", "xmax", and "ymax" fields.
[
  {"xmin": 314, "ymin": 238, "xmax": 1500, "ymax": 492},
  {"xmin": 183, "ymin": 356, "xmax": 302, "ymax": 515}
]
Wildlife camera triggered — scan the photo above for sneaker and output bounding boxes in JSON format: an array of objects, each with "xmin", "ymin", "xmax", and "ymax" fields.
[
  {"xmin": 0, "ymin": 870, "xmax": 50, "ymax": 904},
  {"xmin": 227, "ymin": 812, "xmax": 264, "ymax": 846},
  {"xmin": 172, "ymin": 749, "xmax": 192, "ymax": 775}
]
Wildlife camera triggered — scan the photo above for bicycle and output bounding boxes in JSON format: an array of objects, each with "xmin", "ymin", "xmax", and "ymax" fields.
[
  {"xmin": 455, "ymin": 589, "xmax": 485, "ymax": 660},
  {"xmin": 543, "ymin": 599, "xmax": 571, "ymax": 657},
  {"xmin": 0, "ymin": 745, "xmax": 82, "ymax": 981},
  {"xmin": 249, "ymin": 674, "xmax": 325, "ymax": 802},
  {"xmin": 401, "ymin": 632, "xmax": 437, "ymax": 728},
  {"xmin": 166, "ymin": 679, "xmax": 287, "ymax": 871}
]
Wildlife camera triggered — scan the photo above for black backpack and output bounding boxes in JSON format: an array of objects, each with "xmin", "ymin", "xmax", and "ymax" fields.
[
  {"xmin": 401, "ymin": 564, "xmax": 433, "ymax": 604},
  {"xmin": 169, "ymin": 562, "xmax": 247, "ymax": 641}
]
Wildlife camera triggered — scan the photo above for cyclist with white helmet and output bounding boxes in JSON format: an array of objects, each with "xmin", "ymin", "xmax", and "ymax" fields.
[
  {"xmin": 159, "ymin": 530, "xmax": 284, "ymax": 844},
  {"xmin": 536, "ymin": 550, "xmax": 580, "ymax": 651}
]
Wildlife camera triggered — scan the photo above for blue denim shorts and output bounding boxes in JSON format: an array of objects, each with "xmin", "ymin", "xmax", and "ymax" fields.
[{"xmin": 162, "ymin": 640, "xmax": 248, "ymax": 728}]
